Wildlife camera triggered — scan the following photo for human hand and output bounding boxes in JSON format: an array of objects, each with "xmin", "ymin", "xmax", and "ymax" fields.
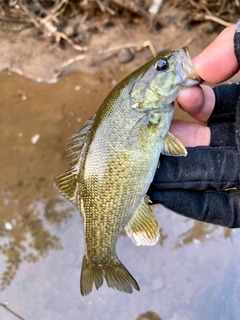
[
  {"xmin": 173, "ymin": 23, "xmax": 240, "ymax": 147},
  {"xmin": 149, "ymin": 24, "xmax": 240, "ymax": 228}
]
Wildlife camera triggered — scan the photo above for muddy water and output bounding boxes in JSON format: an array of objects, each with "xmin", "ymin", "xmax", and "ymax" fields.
[{"xmin": 1, "ymin": 70, "xmax": 240, "ymax": 320}]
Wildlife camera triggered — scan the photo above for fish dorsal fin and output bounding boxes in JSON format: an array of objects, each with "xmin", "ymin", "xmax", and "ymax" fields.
[
  {"xmin": 54, "ymin": 115, "xmax": 96, "ymax": 206},
  {"xmin": 125, "ymin": 197, "xmax": 160, "ymax": 246},
  {"xmin": 162, "ymin": 132, "xmax": 187, "ymax": 156}
]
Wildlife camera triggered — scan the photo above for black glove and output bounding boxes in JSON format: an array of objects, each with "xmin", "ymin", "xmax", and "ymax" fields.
[{"xmin": 149, "ymin": 83, "xmax": 240, "ymax": 228}]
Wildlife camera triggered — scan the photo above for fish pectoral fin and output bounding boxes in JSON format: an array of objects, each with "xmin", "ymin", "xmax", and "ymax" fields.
[
  {"xmin": 162, "ymin": 132, "xmax": 187, "ymax": 156},
  {"xmin": 54, "ymin": 114, "xmax": 96, "ymax": 206},
  {"xmin": 125, "ymin": 197, "xmax": 160, "ymax": 246}
]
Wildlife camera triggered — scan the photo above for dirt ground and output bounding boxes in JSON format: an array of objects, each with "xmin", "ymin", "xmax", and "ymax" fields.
[{"xmin": 0, "ymin": 1, "xmax": 225, "ymax": 82}]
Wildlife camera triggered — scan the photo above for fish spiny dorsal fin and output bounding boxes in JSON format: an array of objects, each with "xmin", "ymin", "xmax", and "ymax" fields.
[
  {"xmin": 54, "ymin": 115, "xmax": 96, "ymax": 206},
  {"xmin": 162, "ymin": 132, "xmax": 187, "ymax": 156},
  {"xmin": 125, "ymin": 196, "xmax": 160, "ymax": 246}
]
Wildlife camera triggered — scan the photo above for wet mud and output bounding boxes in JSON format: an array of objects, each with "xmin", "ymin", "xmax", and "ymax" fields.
[{"xmin": 1, "ymin": 69, "xmax": 240, "ymax": 320}]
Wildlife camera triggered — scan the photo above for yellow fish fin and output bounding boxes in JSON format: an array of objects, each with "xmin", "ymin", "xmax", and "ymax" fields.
[
  {"xmin": 54, "ymin": 115, "xmax": 96, "ymax": 206},
  {"xmin": 162, "ymin": 132, "xmax": 187, "ymax": 156},
  {"xmin": 125, "ymin": 197, "xmax": 160, "ymax": 246},
  {"xmin": 80, "ymin": 255, "xmax": 139, "ymax": 296}
]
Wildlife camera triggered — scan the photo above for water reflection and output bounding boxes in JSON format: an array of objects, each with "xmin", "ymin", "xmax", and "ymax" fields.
[
  {"xmin": 174, "ymin": 221, "xmax": 232, "ymax": 249},
  {"xmin": 0, "ymin": 191, "xmax": 73, "ymax": 290},
  {"xmin": 136, "ymin": 311, "xmax": 163, "ymax": 320},
  {"xmin": 158, "ymin": 228, "xmax": 168, "ymax": 246}
]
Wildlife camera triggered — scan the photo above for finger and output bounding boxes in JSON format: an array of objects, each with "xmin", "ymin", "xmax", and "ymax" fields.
[
  {"xmin": 169, "ymin": 120, "xmax": 210, "ymax": 147},
  {"xmin": 149, "ymin": 189, "xmax": 240, "ymax": 228},
  {"xmin": 177, "ymin": 85, "xmax": 215, "ymax": 123},
  {"xmin": 193, "ymin": 24, "xmax": 239, "ymax": 83}
]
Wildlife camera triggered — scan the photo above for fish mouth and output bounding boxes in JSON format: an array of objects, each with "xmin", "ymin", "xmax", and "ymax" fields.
[
  {"xmin": 185, "ymin": 73, "xmax": 203, "ymax": 87},
  {"xmin": 180, "ymin": 47, "xmax": 203, "ymax": 87}
]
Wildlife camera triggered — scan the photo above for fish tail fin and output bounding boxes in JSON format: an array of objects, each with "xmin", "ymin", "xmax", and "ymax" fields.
[
  {"xmin": 80, "ymin": 255, "xmax": 140, "ymax": 296},
  {"xmin": 103, "ymin": 257, "xmax": 140, "ymax": 294},
  {"xmin": 80, "ymin": 255, "xmax": 104, "ymax": 296}
]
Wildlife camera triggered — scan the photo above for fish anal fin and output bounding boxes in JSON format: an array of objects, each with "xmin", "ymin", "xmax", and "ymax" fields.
[
  {"xmin": 162, "ymin": 132, "xmax": 187, "ymax": 156},
  {"xmin": 125, "ymin": 197, "xmax": 160, "ymax": 246},
  {"xmin": 80, "ymin": 255, "xmax": 139, "ymax": 296},
  {"xmin": 54, "ymin": 115, "xmax": 96, "ymax": 206}
]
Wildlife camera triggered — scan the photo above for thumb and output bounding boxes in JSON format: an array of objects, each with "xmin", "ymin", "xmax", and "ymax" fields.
[{"xmin": 193, "ymin": 24, "xmax": 239, "ymax": 83}]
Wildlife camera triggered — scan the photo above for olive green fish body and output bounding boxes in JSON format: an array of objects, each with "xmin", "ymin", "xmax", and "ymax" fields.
[
  {"xmin": 81, "ymin": 85, "xmax": 173, "ymax": 248},
  {"xmin": 54, "ymin": 48, "xmax": 200, "ymax": 295}
]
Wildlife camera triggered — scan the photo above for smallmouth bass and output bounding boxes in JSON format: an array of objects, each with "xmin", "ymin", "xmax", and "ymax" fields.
[{"xmin": 54, "ymin": 48, "xmax": 200, "ymax": 295}]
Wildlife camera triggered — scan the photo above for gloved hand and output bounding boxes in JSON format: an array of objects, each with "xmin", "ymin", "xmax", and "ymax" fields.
[{"xmin": 149, "ymin": 83, "xmax": 240, "ymax": 228}]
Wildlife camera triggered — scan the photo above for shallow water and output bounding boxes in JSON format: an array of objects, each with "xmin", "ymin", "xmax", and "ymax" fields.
[{"xmin": 1, "ymin": 71, "xmax": 240, "ymax": 320}]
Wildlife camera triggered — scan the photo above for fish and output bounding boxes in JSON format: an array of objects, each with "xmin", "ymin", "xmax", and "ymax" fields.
[{"xmin": 54, "ymin": 47, "xmax": 200, "ymax": 296}]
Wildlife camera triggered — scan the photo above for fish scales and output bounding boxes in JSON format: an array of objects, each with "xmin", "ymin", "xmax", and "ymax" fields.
[
  {"xmin": 81, "ymin": 93, "xmax": 163, "ymax": 254},
  {"xmin": 54, "ymin": 47, "xmax": 201, "ymax": 295}
]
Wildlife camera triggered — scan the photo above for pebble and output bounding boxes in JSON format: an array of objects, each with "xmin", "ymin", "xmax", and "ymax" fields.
[
  {"xmin": 62, "ymin": 24, "xmax": 75, "ymax": 37},
  {"xmin": 5, "ymin": 222, "xmax": 13, "ymax": 230},
  {"xmin": 74, "ymin": 85, "xmax": 81, "ymax": 91},
  {"xmin": 117, "ymin": 48, "xmax": 134, "ymax": 64},
  {"xmin": 31, "ymin": 134, "xmax": 40, "ymax": 144}
]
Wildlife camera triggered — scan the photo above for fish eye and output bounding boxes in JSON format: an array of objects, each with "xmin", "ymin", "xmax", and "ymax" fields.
[{"xmin": 154, "ymin": 59, "xmax": 169, "ymax": 72}]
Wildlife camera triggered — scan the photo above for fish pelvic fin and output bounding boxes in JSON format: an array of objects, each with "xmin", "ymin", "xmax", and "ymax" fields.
[
  {"xmin": 162, "ymin": 132, "xmax": 187, "ymax": 156},
  {"xmin": 125, "ymin": 197, "xmax": 160, "ymax": 246},
  {"xmin": 54, "ymin": 115, "xmax": 96, "ymax": 206},
  {"xmin": 80, "ymin": 255, "xmax": 140, "ymax": 296}
]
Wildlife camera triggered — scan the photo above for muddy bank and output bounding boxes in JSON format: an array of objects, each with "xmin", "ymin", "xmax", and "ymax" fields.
[{"xmin": 0, "ymin": 0, "xmax": 222, "ymax": 83}]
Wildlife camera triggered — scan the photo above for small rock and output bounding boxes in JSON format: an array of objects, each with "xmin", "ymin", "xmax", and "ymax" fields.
[
  {"xmin": 74, "ymin": 85, "xmax": 81, "ymax": 91},
  {"xmin": 5, "ymin": 222, "xmax": 13, "ymax": 230},
  {"xmin": 102, "ymin": 20, "xmax": 114, "ymax": 29},
  {"xmin": 31, "ymin": 134, "xmax": 40, "ymax": 144},
  {"xmin": 62, "ymin": 24, "xmax": 75, "ymax": 37},
  {"xmin": 117, "ymin": 48, "xmax": 134, "ymax": 64}
]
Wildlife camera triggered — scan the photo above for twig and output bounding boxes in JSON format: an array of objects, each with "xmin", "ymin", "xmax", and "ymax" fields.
[
  {"xmin": 149, "ymin": 0, "xmax": 164, "ymax": 15},
  {"xmin": 217, "ymin": 0, "xmax": 227, "ymax": 16},
  {"xmin": 50, "ymin": 0, "xmax": 69, "ymax": 16},
  {"xmin": 198, "ymin": 2, "xmax": 212, "ymax": 16},
  {"xmin": 96, "ymin": 41, "xmax": 156, "ymax": 56},
  {"xmin": 18, "ymin": 1, "xmax": 87, "ymax": 51},
  {"xmin": 204, "ymin": 14, "xmax": 232, "ymax": 27},
  {"xmin": 186, "ymin": 0, "xmax": 200, "ymax": 11},
  {"xmin": 0, "ymin": 302, "xmax": 25, "ymax": 320},
  {"xmin": 96, "ymin": 43, "xmax": 144, "ymax": 55},
  {"xmin": 111, "ymin": 0, "xmax": 152, "ymax": 23},
  {"xmin": 56, "ymin": 32, "xmax": 88, "ymax": 51},
  {"xmin": 60, "ymin": 54, "xmax": 86, "ymax": 69},
  {"xmin": 59, "ymin": 40, "xmax": 157, "ymax": 70},
  {"xmin": 60, "ymin": 43, "xmax": 143, "ymax": 69},
  {"xmin": 0, "ymin": 16, "xmax": 31, "ymax": 24},
  {"xmin": 181, "ymin": 35, "xmax": 195, "ymax": 47},
  {"xmin": 41, "ymin": 0, "xmax": 69, "ymax": 24},
  {"xmin": 94, "ymin": 0, "xmax": 115, "ymax": 15},
  {"xmin": 18, "ymin": 2, "xmax": 50, "ymax": 36},
  {"xmin": 142, "ymin": 40, "xmax": 157, "ymax": 57},
  {"xmin": 164, "ymin": 0, "xmax": 188, "ymax": 21}
]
